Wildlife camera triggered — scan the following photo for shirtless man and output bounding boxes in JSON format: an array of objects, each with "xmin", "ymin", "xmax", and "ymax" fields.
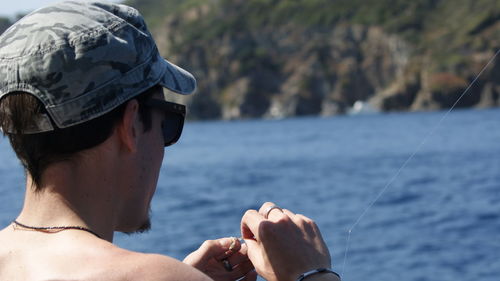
[{"xmin": 0, "ymin": 1, "xmax": 339, "ymax": 281}]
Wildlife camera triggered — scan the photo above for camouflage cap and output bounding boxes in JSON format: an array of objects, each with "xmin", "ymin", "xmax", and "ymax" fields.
[{"xmin": 0, "ymin": 0, "xmax": 196, "ymax": 133}]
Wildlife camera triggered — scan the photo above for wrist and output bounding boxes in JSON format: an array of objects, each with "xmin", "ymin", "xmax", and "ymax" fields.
[
  {"xmin": 302, "ymin": 274, "xmax": 340, "ymax": 281},
  {"xmin": 296, "ymin": 268, "xmax": 341, "ymax": 281}
]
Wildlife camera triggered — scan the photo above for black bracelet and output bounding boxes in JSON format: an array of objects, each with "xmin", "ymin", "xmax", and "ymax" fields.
[{"xmin": 297, "ymin": 268, "xmax": 341, "ymax": 281}]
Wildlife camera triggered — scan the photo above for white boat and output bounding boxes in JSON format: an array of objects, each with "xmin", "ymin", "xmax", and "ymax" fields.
[{"xmin": 347, "ymin": 100, "xmax": 379, "ymax": 115}]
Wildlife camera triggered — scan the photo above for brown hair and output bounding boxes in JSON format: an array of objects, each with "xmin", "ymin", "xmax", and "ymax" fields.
[{"xmin": 0, "ymin": 86, "xmax": 160, "ymax": 190}]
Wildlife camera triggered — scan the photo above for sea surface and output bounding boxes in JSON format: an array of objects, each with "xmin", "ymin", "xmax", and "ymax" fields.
[{"xmin": 1, "ymin": 108, "xmax": 499, "ymax": 281}]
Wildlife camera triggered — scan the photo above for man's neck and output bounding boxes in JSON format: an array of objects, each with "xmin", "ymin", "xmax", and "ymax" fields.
[{"xmin": 16, "ymin": 146, "xmax": 126, "ymax": 242}]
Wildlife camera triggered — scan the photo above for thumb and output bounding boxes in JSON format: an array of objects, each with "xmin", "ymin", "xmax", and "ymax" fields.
[
  {"xmin": 242, "ymin": 238, "xmax": 261, "ymax": 261},
  {"xmin": 183, "ymin": 239, "xmax": 222, "ymax": 267},
  {"xmin": 213, "ymin": 237, "xmax": 241, "ymax": 260},
  {"xmin": 184, "ymin": 237, "xmax": 240, "ymax": 267},
  {"xmin": 243, "ymin": 238, "xmax": 270, "ymax": 277},
  {"xmin": 199, "ymin": 237, "xmax": 240, "ymax": 259}
]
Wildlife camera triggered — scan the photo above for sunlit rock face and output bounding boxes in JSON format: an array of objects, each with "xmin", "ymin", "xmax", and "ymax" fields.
[{"xmin": 5, "ymin": 0, "xmax": 499, "ymax": 120}]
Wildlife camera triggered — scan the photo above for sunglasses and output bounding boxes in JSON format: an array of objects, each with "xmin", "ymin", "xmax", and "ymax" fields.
[{"xmin": 144, "ymin": 99, "xmax": 186, "ymax": 147}]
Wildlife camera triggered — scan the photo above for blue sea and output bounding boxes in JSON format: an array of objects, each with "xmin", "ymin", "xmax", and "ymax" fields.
[{"xmin": 1, "ymin": 109, "xmax": 499, "ymax": 281}]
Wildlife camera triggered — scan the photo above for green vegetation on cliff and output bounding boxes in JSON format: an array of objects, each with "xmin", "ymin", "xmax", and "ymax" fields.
[
  {"xmin": 122, "ymin": 0, "xmax": 499, "ymax": 119},
  {"xmin": 0, "ymin": 17, "xmax": 12, "ymax": 34},
  {"xmin": 2, "ymin": 0, "xmax": 499, "ymax": 119},
  {"xmin": 128, "ymin": 0, "xmax": 499, "ymax": 65}
]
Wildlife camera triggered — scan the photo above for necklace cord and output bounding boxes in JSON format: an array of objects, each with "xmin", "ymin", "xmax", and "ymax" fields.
[{"xmin": 12, "ymin": 220, "xmax": 102, "ymax": 239}]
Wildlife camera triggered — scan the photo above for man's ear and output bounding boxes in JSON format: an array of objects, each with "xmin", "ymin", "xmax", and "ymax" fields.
[{"xmin": 117, "ymin": 99, "xmax": 140, "ymax": 153}]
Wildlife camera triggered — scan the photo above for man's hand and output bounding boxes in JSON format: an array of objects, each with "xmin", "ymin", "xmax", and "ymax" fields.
[
  {"xmin": 183, "ymin": 237, "xmax": 257, "ymax": 281},
  {"xmin": 241, "ymin": 202, "xmax": 335, "ymax": 281}
]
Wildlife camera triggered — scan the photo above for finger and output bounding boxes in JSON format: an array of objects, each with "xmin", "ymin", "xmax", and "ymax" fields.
[
  {"xmin": 215, "ymin": 237, "xmax": 241, "ymax": 260},
  {"xmin": 223, "ymin": 243, "xmax": 249, "ymax": 266},
  {"xmin": 242, "ymin": 237, "xmax": 259, "ymax": 252},
  {"xmin": 259, "ymin": 202, "xmax": 285, "ymax": 221},
  {"xmin": 258, "ymin": 202, "xmax": 277, "ymax": 215},
  {"xmin": 241, "ymin": 238, "xmax": 262, "ymax": 265},
  {"xmin": 267, "ymin": 207, "xmax": 285, "ymax": 221},
  {"xmin": 241, "ymin": 209, "xmax": 266, "ymax": 240},
  {"xmin": 223, "ymin": 237, "xmax": 241, "ymax": 252},
  {"xmin": 200, "ymin": 237, "xmax": 239, "ymax": 260},
  {"xmin": 282, "ymin": 208, "xmax": 295, "ymax": 217},
  {"xmin": 239, "ymin": 241, "xmax": 248, "ymax": 255},
  {"xmin": 291, "ymin": 214, "xmax": 316, "ymax": 236},
  {"xmin": 294, "ymin": 214, "xmax": 315, "ymax": 227},
  {"xmin": 258, "ymin": 202, "xmax": 283, "ymax": 218}
]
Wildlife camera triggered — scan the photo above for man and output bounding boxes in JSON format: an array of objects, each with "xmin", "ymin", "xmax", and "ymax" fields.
[{"xmin": 0, "ymin": 1, "xmax": 339, "ymax": 281}]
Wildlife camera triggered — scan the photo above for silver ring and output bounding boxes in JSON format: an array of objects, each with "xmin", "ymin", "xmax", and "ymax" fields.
[
  {"xmin": 264, "ymin": 205, "xmax": 283, "ymax": 219},
  {"xmin": 222, "ymin": 258, "xmax": 233, "ymax": 272}
]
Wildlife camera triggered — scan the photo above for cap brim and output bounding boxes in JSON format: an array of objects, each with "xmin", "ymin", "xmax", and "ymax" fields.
[{"xmin": 159, "ymin": 57, "xmax": 197, "ymax": 95}]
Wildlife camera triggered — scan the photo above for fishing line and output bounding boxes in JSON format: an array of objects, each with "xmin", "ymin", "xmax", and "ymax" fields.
[{"xmin": 340, "ymin": 48, "xmax": 500, "ymax": 278}]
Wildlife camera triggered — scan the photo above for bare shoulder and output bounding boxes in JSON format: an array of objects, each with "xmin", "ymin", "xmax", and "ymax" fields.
[
  {"xmin": 114, "ymin": 251, "xmax": 212, "ymax": 281},
  {"xmin": 0, "ymin": 226, "xmax": 211, "ymax": 281},
  {"xmin": 69, "ymin": 239, "xmax": 213, "ymax": 281}
]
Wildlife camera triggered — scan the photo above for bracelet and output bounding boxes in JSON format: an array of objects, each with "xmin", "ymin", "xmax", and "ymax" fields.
[{"xmin": 297, "ymin": 268, "xmax": 341, "ymax": 281}]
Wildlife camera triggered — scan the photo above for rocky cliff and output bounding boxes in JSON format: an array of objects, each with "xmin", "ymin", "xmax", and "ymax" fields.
[
  {"xmin": 3, "ymin": 0, "xmax": 500, "ymax": 120},
  {"xmin": 137, "ymin": 0, "xmax": 500, "ymax": 120}
]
